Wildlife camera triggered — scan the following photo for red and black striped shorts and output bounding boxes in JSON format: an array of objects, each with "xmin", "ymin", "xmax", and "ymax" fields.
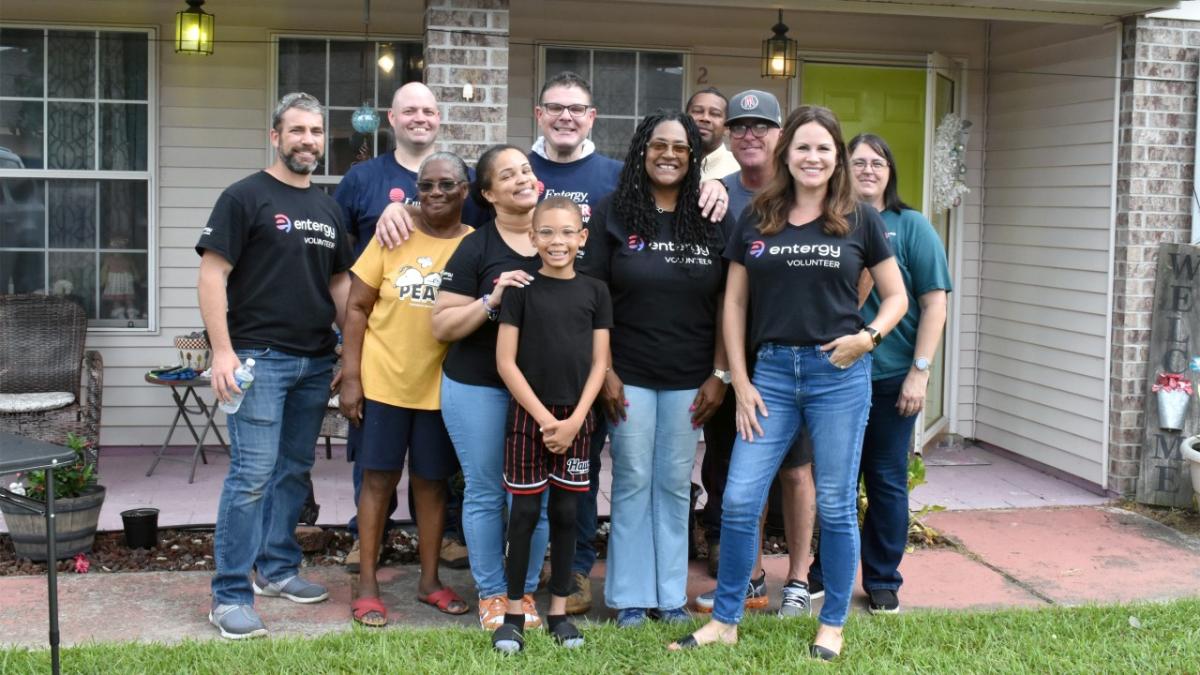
[{"xmin": 503, "ymin": 399, "xmax": 595, "ymax": 495}]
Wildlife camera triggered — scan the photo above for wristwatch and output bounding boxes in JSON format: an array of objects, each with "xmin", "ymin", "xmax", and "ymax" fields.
[
  {"xmin": 863, "ymin": 326, "xmax": 882, "ymax": 349},
  {"xmin": 913, "ymin": 356, "xmax": 931, "ymax": 372},
  {"xmin": 712, "ymin": 368, "xmax": 732, "ymax": 384}
]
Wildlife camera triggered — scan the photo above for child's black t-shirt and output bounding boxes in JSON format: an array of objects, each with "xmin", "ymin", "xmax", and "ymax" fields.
[
  {"xmin": 439, "ymin": 221, "xmax": 542, "ymax": 388},
  {"xmin": 724, "ymin": 205, "xmax": 893, "ymax": 352},
  {"xmin": 498, "ymin": 272, "xmax": 612, "ymax": 406},
  {"xmin": 588, "ymin": 196, "xmax": 731, "ymax": 390}
]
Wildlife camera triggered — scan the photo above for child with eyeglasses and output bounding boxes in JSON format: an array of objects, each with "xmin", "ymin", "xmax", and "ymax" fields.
[{"xmin": 491, "ymin": 196, "xmax": 612, "ymax": 653}]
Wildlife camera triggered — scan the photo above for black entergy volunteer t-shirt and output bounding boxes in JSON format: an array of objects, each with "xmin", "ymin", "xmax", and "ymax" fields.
[
  {"xmin": 724, "ymin": 205, "xmax": 893, "ymax": 351},
  {"xmin": 498, "ymin": 272, "xmax": 612, "ymax": 406},
  {"xmin": 440, "ymin": 221, "xmax": 542, "ymax": 388},
  {"xmin": 590, "ymin": 196, "xmax": 730, "ymax": 389},
  {"xmin": 195, "ymin": 171, "xmax": 354, "ymax": 356}
]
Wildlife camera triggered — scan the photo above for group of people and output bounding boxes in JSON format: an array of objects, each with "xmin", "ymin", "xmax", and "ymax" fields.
[{"xmin": 196, "ymin": 71, "xmax": 951, "ymax": 662}]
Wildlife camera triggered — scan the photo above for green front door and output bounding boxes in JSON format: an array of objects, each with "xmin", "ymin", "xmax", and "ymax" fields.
[{"xmin": 800, "ymin": 64, "xmax": 926, "ymax": 209}]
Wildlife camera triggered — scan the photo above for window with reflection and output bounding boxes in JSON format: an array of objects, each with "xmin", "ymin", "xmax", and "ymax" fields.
[
  {"xmin": 0, "ymin": 27, "xmax": 152, "ymax": 329},
  {"xmin": 276, "ymin": 37, "xmax": 424, "ymax": 182},
  {"xmin": 542, "ymin": 46, "xmax": 685, "ymax": 160}
]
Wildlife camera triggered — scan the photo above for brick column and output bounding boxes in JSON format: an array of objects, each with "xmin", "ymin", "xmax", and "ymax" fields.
[
  {"xmin": 1111, "ymin": 17, "xmax": 1198, "ymax": 496},
  {"xmin": 424, "ymin": 0, "xmax": 509, "ymax": 163}
]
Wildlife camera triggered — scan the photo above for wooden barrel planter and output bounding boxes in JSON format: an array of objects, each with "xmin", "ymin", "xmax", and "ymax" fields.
[{"xmin": 0, "ymin": 485, "xmax": 106, "ymax": 561}]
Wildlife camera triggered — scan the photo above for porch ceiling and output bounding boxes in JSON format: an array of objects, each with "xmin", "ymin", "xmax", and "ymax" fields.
[{"xmin": 633, "ymin": 0, "xmax": 1178, "ymax": 25}]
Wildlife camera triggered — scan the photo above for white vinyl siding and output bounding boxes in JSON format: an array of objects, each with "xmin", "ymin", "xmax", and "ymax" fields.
[{"xmin": 976, "ymin": 23, "xmax": 1118, "ymax": 485}]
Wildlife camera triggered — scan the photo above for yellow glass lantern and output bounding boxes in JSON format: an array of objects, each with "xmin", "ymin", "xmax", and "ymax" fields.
[
  {"xmin": 761, "ymin": 10, "xmax": 797, "ymax": 79},
  {"xmin": 176, "ymin": 0, "xmax": 214, "ymax": 55}
]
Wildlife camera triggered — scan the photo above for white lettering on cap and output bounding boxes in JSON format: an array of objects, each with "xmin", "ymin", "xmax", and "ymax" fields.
[{"xmin": 741, "ymin": 94, "xmax": 759, "ymax": 109}]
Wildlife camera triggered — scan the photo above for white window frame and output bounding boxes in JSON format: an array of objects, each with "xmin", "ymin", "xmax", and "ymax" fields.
[
  {"xmin": 268, "ymin": 32, "xmax": 422, "ymax": 188},
  {"xmin": 0, "ymin": 23, "xmax": 158, "ymax": 333},
  {"xmin": 535, "ymin": 43, "xmax": 691, "ymax": 152}
]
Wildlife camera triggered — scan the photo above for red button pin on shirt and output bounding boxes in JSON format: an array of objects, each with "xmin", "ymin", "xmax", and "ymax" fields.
[{"xmin": 389, "ymin": 188, "xmax": 405, "ymax": 202}]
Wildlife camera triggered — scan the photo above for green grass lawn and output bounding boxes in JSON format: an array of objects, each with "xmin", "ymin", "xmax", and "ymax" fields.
[{"xmin": 3, "ymin": 599, "xmax": 1199, "ymax": 674}]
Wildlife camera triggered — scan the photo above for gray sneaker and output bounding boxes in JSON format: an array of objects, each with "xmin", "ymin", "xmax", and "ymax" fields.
[
  {"xmin": 209, "ymin": 603, "xmax": 268, "ymax": 640},
  {"xmin": 778, "ymin": 579, "xmax": 812, "ymax": 617},
  {"xmin": 253, "ymin": 572, "xmax": 329, "ymax": 604}
]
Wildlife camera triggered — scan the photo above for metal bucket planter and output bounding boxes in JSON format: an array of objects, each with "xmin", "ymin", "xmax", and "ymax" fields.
[
  {"xmin": 1157, "ymin": 390, "xmax": 1190, "ymax": 431},
  {"xmin": 1182, "ymin": 436, "xmax": 1200, "ymax": 507},
  {"xmin": 0, "ymin": 485, "xmax": 106, "ymax": 561}
]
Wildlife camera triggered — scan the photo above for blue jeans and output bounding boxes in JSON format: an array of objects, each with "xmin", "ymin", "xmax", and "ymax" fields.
[
  {"xmin": 441, "ymin": 374, "xmax": 547, "ymax": 598},
  {"xmin": 212, "ymin": 348, "xmax": 334, "ymax": 606},
  {"xmin": 605, "ymin": 385, "xmax": 700, "ymax": 610},
  {"xmin": 810, "ymin": 373, "xmax": 914, "ymax": 592},
  {"xmin": 572, "ymin": 412, "xmax": 607, "ymax": 576},
  {"xmin": 713, "ymin": 345, "xmax": 871, "ymax": 627}
]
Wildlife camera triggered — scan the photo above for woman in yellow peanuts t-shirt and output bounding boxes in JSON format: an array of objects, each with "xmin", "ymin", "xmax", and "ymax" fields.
[{"xmin": 339, "ymin": 153, "xmax": 474, "ymax": 626}]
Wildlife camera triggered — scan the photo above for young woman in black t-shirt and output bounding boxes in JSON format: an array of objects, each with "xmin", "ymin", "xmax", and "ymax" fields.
[
  {"xmin": 592, "ymin": 111, "xmax": 733, "ymax": 627},
  {"xmin": 432, "ymin": 145, "xmax": 548, "ymax": 631},
  {"xmin": 671, "ymin": 107, "xmax": 908, "ymax": 660}
]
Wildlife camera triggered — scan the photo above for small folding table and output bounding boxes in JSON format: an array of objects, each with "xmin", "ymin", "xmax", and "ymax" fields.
[
  {"xmin": 143, "ymin": 373, "xmax": 229, "ymax": 483},
  {"xmin": 0, "ymin": 431, "xmax": 77, "ymax": 675}
]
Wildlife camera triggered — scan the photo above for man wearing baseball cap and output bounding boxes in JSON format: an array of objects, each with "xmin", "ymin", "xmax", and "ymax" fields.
[{"xmin": 694, "ymin": 89, "xmax": 819, "ymax": 619}]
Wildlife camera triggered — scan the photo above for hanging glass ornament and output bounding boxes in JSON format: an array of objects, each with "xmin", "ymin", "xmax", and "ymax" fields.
[{"xmin": 352, "ymin": 103, "xmax": 380, "ymax": 134}]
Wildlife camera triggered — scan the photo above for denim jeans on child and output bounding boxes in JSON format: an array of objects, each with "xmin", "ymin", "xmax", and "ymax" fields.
[
  {"xmin": 441, "ymin": 374, "xmax": 547, "ymax": 599},
  {"xmin": 605, "ymin": 385, "xmax": 700, "ymax": 611},
  {"xmin": 809, "ymin": 372, "xmax": 914, "ymax": 593},
  {"xmin": 211, "ymin": 348, "xmax": 335, "ymax": 606},
  {"xmin": 713, "ymin": 344, "xmax": 871, "ymax": 627}
]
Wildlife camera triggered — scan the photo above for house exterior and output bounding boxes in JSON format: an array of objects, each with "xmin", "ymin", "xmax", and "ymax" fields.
[{"xmin": 1, "ymin": 0, "xmax": 1193, "ymax": 498}]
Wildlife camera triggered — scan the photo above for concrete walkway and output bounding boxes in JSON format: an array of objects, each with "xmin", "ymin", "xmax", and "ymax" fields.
[{"xmin": 2, "ymin": 505, "xmax": 1199, "ymax": 648}]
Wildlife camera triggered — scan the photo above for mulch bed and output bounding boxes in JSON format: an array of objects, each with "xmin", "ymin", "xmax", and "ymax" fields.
[
  {"xmin": 2, "ymin": 512, "xmax": 953, "ymax": 576},
  {"xmin": 0, "ymin": 527, "xmax": 417, "ymax": 577}
]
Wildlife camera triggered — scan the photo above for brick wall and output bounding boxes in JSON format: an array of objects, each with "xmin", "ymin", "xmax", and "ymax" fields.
[
  {"xmin": 1111, "ymin": 17, "xmax": 1198, "ymax": 496},
  {"xmin": 423, "ymin": 0, "xmax": 509, "ymax": 162}
]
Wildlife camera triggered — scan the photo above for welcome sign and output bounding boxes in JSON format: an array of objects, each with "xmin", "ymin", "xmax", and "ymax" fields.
[{"xmin": 1137, "ymin": 243, "xmax": 1200, "ymax": 507}]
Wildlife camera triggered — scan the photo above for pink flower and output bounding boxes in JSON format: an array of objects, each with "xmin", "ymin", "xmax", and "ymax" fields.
[
  {"xmin": 1153, "ymin": 372, "xmax": 1194, "ymax": 395},
  {"xmin": 73, "ymin": 553, "xmax": 90, "ymax": 574}
]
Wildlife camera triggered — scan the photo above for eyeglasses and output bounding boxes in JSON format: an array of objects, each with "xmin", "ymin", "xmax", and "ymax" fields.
[
  {"xmin": 646, "ymin": 140, "xmax": 691, "ymax": 156},
  {"xmin": 540, "ymin": 102, "xmax": 592, "ymax": 118},
  {"xmin": 729, "ymin": 122, "xmax": 774, "ymax": 139},
  {"xmin": 851, "ymin": 159, "xmax": 889, "ymax": 172},
  {"xmin": 416, "ymin": 179, "xmax": 463, "ymax": 193},
  {"xmin": 534, "ymin": 227, "xmax": 582, "ymax": 241}
]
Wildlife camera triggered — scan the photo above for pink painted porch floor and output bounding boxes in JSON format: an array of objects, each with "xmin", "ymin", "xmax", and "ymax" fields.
[{"xmin": 1, "ymin": 440, "xmax": 1111, "ymax": 535}]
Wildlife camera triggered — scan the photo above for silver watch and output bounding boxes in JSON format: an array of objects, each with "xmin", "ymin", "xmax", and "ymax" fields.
[
  {"xmin": 913, "ymin": 357, "xmax": 931, "ymax": 372},
  {"xmin": 712, "ymin": 368, "xmax": 732, "ymax": 384}
]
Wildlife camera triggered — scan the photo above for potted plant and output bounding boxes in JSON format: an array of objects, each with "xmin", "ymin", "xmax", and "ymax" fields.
[
  {"xmin": 0, "ymin": 433, "xmax": 107, "ymax": 561},
  {"xmin": 1153, "ymin": 372, "xmax": 1193, "ymax": 431},
  {"xmin": 1182, "ymin": 437, "xmax": 1200, "ymax": 510}
]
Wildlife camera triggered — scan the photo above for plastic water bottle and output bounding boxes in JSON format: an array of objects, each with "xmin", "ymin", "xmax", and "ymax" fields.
[{"xmin": 219, "ymin": 358, "xmax": 256, "ymax": 414}]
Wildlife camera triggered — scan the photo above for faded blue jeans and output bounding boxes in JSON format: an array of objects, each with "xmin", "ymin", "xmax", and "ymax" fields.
[
  {"xmin": 713, "ymin": 344, "xmax": 871, "ymax": 627},
  {"xmin": 604, "ymin": 385, "xmax": 700, "ymax": 611},
  {"xmin": 212, "ymin": 348, "xmax": 334, "ymax": 606},
  {"xmin": 441, "ymin": 374, "xmax": 547, "ymax": 599}
]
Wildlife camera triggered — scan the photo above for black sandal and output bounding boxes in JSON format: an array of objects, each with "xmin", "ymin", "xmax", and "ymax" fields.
[
  {"xmin": 550, "ymin": 619, "xmax": 585, "ymax": 648},
  {"xmin": 669, "ymin": 634, "xmax": 700, "ymax": 650},
  {"xmin": 810, "ymin": 643, "xmax": 839, "ymax": 661},
  {"xmin": 492, "ymin": 623, "xmax": 524, "ymax": 654}
]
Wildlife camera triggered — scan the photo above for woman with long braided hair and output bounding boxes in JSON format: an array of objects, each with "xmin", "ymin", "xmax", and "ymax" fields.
[{"xmin": 590, "ymin": 110, "xmax": 735, "ymax": 626}]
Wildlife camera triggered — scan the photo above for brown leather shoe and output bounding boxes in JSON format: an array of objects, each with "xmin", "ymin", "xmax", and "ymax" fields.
[
  {"xmin": 345, "ymin": 539, "xmax": 361, "ymax": 574},
  {"xmin": 439, "ymin": 537, "xmax": 469, "ymax": 569},
  {"xmin": 564, "ymin": 571, "xmax": 592, "ymax": 615}
]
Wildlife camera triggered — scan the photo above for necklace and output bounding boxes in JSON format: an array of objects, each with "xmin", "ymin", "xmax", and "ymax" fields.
[{"xmin": 655, "ymin": 206, "xmax": 665, "ymax": 214}]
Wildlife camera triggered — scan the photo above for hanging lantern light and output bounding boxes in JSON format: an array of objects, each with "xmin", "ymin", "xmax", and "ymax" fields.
[
  {"xmin": 761, "ymin": 10, "xmax": 797, "ymax": 79},
  {"xmin": 175, "ymin": 0, "xmax": 215, "ymax": 55}
]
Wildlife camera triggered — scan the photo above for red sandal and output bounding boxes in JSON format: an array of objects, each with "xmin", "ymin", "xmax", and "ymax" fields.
[
  {"xmin": 351, "ymin": 596, "xmax": 388, "ymax": 627},
  {"xmin": 417, "ymin": 587, "xmax": 469, "ymax": 615}
]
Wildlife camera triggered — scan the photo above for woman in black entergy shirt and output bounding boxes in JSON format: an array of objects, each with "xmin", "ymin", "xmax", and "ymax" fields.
[
  {"xmin": 591, "ymin": 110, "xmax": 734, "ymax": 627},
  {"xmin": 432, "ymin": 145, "xmax": 549, "ymax": 632},
  {"xmin": 670, "ymin": 106, "xmax": 908, "ymax": 660}
]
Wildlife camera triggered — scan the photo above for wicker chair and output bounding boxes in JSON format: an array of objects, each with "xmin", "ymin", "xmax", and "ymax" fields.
[{"xmin": 0, "ymin": 295, "xmax": 103, "ymax": 465}]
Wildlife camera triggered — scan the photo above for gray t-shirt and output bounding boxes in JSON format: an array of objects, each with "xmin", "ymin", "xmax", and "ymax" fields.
[{"xmin": 721, "ymin": 170, "xmax": 758, "ymax": 224}]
